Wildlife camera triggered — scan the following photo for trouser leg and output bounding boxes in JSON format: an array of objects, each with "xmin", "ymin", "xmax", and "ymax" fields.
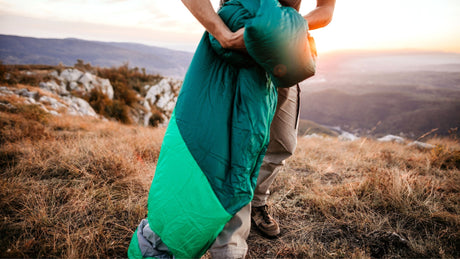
[
  {"xmin": 252, "ymin": 85, "xmax": 300, "ymax": 207},
  {"xmin": 208, "ymin": 203, "xmax": 251, "ymax": 259},
  {"xmin": 210, "ymin": 85, "xmax": 300, "ymax": 258}
]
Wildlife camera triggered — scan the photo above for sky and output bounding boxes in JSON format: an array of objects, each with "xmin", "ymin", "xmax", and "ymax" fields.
[{"xmin": 0, "ymin": 0, "xmax": 459, "ymax": 53}]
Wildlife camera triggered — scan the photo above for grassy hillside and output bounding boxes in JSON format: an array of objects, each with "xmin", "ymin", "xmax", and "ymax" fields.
[{"xmin": 1, "ymin": 86, "xmax": 459, "ymax": 258}]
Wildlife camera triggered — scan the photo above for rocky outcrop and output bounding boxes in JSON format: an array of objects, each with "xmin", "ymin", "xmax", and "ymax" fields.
[
  {"xmin": 3, "ymin": 67, "xmax": 183, "ymax": 127},
  {"xmin": 0, "ymin": 86, "xmax": 97, "ymax": 117},
  {"xmin": 144, "ymin": 78, "xmax": 182, "ymax": 125},
  {"xmin": 47, "ymin": 68, "xmax": 114, "ymax": 99}
]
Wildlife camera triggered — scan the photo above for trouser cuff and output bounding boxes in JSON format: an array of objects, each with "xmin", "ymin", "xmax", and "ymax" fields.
[{"xmin": 209, "ymin": 247, "xmax": 248, "ymax": 259}]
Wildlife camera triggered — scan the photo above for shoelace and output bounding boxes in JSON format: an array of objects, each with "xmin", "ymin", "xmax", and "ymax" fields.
[{"xmin": 260, "ymin": 205, "xmax": 272, "ymax": 224}]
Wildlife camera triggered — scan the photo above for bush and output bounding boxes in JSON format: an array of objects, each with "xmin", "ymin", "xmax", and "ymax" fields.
[
  {"xmin": 96, "ymin": 64, "xmax": 162, "ymax": 103},
  {"xmin": 149, "ymin": 108, "xmax": 164, "ymax": 127},
  {"xmin": 85, "ymin": 88, "xmax": 132, "ymax": 124},
  {"xmin": 0, "ymin": 64, "xmax": 54, "ymax": 86}
]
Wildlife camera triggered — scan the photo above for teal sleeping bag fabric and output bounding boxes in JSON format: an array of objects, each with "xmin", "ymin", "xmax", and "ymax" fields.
[{"xmin": 128, "ymin": 0, "xmax": 315, "ymax": 258}]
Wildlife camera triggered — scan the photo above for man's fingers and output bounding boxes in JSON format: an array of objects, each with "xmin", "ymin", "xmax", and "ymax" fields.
[{"xmin": 230, "ymin": 28, "xmax": 246, "ymax": 51}]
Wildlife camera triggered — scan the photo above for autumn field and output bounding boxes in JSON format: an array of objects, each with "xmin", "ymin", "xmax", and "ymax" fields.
[{"xmin": 1, "ymin": 94, "xmax": 459, "ymax": 258}]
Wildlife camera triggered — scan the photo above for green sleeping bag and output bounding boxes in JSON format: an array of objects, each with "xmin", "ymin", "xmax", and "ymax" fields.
[{"xmin": 128, "ymin": 0, "xmax": 315, "ymax": 258}]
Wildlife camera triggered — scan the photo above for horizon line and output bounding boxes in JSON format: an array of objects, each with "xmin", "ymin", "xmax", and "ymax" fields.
[{"xmin": 1, "ymin": 33, "xmax": 460, "ymax": 56}]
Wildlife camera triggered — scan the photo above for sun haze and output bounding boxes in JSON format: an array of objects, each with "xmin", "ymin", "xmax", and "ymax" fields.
[{"xmin": 0, "ymin": 0, "xmax": 459, "ymax": 53}]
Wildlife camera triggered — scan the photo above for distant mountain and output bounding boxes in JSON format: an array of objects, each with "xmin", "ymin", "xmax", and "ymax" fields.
[
  {"xmin": 299, "ymin": 51, "xmax": 460, "ymax": 137},
  {"xmin": 0, "ymin": 34, "xmax": 193, "ymax": 77}
]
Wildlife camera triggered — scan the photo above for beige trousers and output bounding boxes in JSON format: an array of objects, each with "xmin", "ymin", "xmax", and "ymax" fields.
[{"xmin": 209, "ymin": 85, "xmax": 300, "ymax": 258}]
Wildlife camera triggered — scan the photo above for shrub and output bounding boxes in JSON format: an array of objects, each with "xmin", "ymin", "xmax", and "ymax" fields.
[
  {"xmin": 149, "ymin": 107, "xmax": 164, "ymax": 127},
  {"xmin": 0, "ymin": 64, "xmax": 54, "ymax": 86},
  {"xmin": 85, "ymin": 88, "xmax": 132, "ymax": 124},
  {"xmin": 107, "ymin": 100, "xmax": 132, "ymax": 124}
]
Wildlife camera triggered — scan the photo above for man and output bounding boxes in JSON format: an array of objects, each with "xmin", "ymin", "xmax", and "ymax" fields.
[{"xmin": 181, "ymin": 0, "xmax": 336, "ymax": 258}]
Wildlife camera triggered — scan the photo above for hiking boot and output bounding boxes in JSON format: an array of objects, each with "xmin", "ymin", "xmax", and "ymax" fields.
[{"xmin": 251, "ymin": 205, "xmax": 280, "ymax": 237}]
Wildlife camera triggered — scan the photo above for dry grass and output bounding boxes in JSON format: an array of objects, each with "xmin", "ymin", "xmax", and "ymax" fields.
[
  {"xmin": 0, "ymin": 107, "xmax": 164, "ymax": 258},
  {"xmin": 247, "ymin": 137, "xmax": 459, "ymax": 258},
  {"xmin": 1, "ymin": 96, "xmax": 459, "ymax": 258}
]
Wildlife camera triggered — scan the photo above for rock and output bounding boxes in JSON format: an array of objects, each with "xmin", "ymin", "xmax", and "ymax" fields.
[
  {"xmin": 339, "ymin": 132, "xmax": 359, "ymax": 141},
  {"xmin": 49, "ymin": 110, "xmax": 60, "ymax": 116},
  {"xmin": 77, "ymin": 72, "xmax": 95, "ymax": 88},
  {"xmin": 48, "ymin": 69, "xmax": 114, "ymax": 100},
  {"xmin": 142, "ymin": 100, "xmax": 153, "ymax": 127},
  {"xmin": 0, "ymin": 86, "xmax": 15, "ymax": 96},
  {"xmin": 49, "ymin": 70, "xmax": 59, "ymax": 78},
  {"xmin": 144, "ymin": 78, "xmax": 182, "ymax": 125},
  {"xmin": 303, "ymin": 133, "xmax": 326, "ymax": 139},
  {"xmin": 97, "ymin": 78, "xmax": 114, "ymax": 99},
  {"xmin": 15, "ymin": 88, "xmax": 38, "ymax": 99},
  {"xmin": 60, "ymin": 68, "xmax": 83, "ymax": 82},
  {"xmin": 408, "ymin": 141, "xmax": 435, "ymax": 149},
  {"xmin": 145, "ymin": 79, "xmax": 177, "ymax": 110},
  {"xmin": 62, "ymin": 96, "xmax": 97, "ymax": 117},
  {"xmin": 25, "ymin": 97, "xmax": 36, "ymax": 104},
  {"xmin": 378, "ymin": 135, "xmax": 405, "ymax": 143},
  {"xmin": 38, "ymin": 103, "xmax": 49, "ymax": 113},
  {"xmin": 39, "ymin": 95, "xmax": 67, "ymax": 110},
  {"xmin": 39, "ymin": 80, "xmax": 69, "ymax": 96},
  {"xmin": 68, "ymin": 81, "xmax": 79, "ymax": 92}
]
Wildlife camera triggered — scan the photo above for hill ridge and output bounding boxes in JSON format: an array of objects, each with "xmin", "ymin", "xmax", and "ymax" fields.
[{"xmin": 0, "ymin": 34, "xmax": 193, "ymax": 77}]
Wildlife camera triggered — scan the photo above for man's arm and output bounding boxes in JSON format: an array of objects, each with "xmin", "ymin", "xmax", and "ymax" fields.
[
  {"xmin": 181, "ymin": 0, "xmax": 245, "ymax": 50},
  {"xmin": 304, "ymin": 0, "xmax": 336, "ymax": 30}
]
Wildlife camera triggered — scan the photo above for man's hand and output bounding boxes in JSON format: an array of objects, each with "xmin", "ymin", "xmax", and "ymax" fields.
[
  {"xmin": 220, "ymin": 27, "xmax": 246, "ymax": 51},
  {"xmin": 182, "ymin": 0, "xmax": 246, "ymax": 51}
]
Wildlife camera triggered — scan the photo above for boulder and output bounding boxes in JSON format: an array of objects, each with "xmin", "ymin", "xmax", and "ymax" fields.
[
  {"xmin": 377, "ymin": 135, "xmax": 405, "ymax": 143},
  {"xmin": 60, "ymin": 68, "xmax": 83, "ymax": 82},
  {"xmin": 62, "ymin": 96, "xmax": 97, "ymax": 117},
  {"xmin": 97, "ymin": 78, "xmax": 114, "ymax": 99},
  {"xmin": 408, "ymin": 141, "xmax": 435, "ymax": 149},
  {"xmin": 339, "ymin": 132, "xmax": 359, "ymax": 141}
]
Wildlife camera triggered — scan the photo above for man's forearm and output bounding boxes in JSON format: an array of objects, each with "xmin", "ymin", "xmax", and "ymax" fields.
[
  {"xmin": 304, "ymin": 0, "xmax": 336, "ymax": 30},
  {"xmin": 181, "ymin": 0, "xmax": 245, "ymax": 49}
]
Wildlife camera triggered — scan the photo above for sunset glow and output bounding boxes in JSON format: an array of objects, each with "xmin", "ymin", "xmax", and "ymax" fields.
[{"xmin": 0, "ymin": 0, "xmax": 459, "ymax": 53}]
